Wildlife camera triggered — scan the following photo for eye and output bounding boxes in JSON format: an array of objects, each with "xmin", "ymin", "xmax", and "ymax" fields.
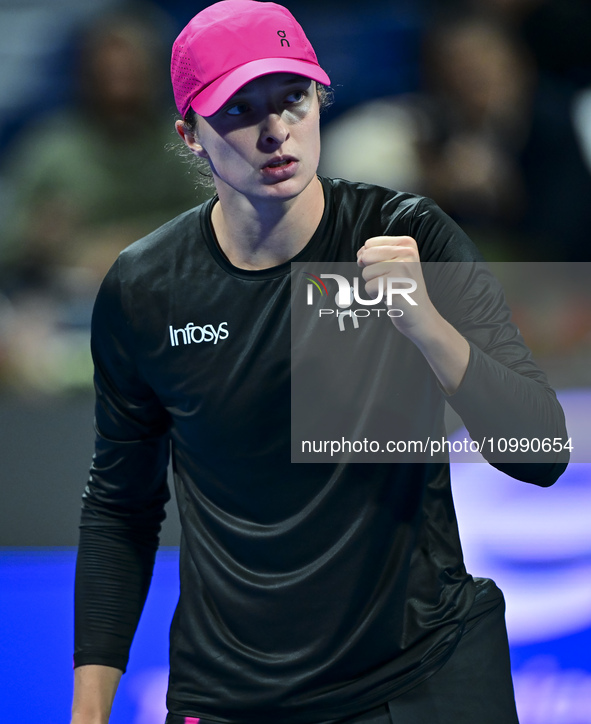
[
  {"xmin": 225, "ymin": 102, "xmax": 250, "ymax": 116},
  {"xmin": 285, "ymin": 90, "xmax": 306, "ymax": 104}
]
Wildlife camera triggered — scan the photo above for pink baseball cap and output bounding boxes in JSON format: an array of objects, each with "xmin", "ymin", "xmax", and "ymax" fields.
[{"xmin": 171, "ymin": 0, "xmax": 330, "ymax": 118}]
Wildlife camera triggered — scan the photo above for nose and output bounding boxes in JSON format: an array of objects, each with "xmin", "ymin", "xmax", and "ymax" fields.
[{"xmin": 259, "ymin": 111, "xmax": 289, "ymax": 147}]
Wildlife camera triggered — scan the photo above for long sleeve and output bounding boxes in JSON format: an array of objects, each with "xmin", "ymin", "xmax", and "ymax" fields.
[
  {"xmin": 411, "ymin": 199, "xmax": 569, "ymax": 486},
  {"xmin": 447, "ymin": 329, "xmax": 569, "ymax": 486},
  {"xmin": 74, "ymin": 259, "xmax": 171, "ymax": 671}
]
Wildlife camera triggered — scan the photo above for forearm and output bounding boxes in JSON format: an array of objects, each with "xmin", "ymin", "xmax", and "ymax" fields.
[
  {"xmin": 74, "ymin": 407, "xmax": 170, "ymax": 669},
  {"xmin": 447, "ymin": 340, "xmax": 569, "ymax": 484},
  {"xmin": 71, "ymin": 664, "xmax": 122, "ymax": 724},
  {"xmin": 74, "ymin": 509, "xmax": 163, "ymax": 670},
  {"xmin": 409, "ymin": 312, "xmax": 470, "ymax": 396},
  {"xmin": 407, "ymin": 297, "xmax": 568, "ymax": 485}
]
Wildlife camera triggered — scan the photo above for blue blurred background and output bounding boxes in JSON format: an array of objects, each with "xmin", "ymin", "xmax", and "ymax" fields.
[{"xmin": 1, "ymin": 0, "xmax": 591, "ymax": 722}]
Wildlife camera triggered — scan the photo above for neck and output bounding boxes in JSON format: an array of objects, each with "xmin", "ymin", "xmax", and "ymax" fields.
[{"xmin": 210, "ymin": 176, "xmax": 324, "ymax": 270}]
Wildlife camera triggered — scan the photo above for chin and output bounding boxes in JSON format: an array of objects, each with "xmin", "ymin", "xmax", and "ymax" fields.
[{"xmin": 263, "ymin": 170, "xmax": 318, "ymax": 197}]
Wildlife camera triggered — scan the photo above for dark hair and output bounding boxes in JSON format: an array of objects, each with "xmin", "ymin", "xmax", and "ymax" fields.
[{"xmin": 174, "ymin": 83, "xmax": 333, "ymax": 187}]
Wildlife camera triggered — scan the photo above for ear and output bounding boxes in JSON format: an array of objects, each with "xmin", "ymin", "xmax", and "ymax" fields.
[{"xmin": 175, "ymin": 119, "xmax": 209, "ymax": 159}]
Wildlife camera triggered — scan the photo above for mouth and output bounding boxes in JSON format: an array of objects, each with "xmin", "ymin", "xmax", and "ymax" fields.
[{"xmin": 263, "ymin": 156, "xmax": 297, "ymax": 169}]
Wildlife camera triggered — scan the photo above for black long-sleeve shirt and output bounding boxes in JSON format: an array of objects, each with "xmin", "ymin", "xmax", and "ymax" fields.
[{"xmin": 74, "ymin": 177, "xmax": 568, "ymax": 723}]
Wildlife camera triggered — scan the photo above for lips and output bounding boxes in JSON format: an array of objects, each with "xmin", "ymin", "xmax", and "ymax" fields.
[{"xmin": 262, "ymin": 155, "xmax": 297, "ymax": 169}]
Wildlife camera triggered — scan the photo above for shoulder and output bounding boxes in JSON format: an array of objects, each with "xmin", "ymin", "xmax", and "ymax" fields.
[
  {"xmin": 321, "ymin": 177, "xmax": 483, "ymax": 261},
  {"xmin": 118, "ymin": 200, "xmax": 212, "ymax": 278},
  {"xmin": 322, "ymin": 176, "xmax": 423, "ymax": 221},
  {"xmin": 93, "ymin": 199, "xmax": 213, "ymax": 322}
]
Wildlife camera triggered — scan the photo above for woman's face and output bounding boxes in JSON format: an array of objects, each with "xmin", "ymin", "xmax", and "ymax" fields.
[{"xmin": 184, "ymin": 74, "xmax": 322, "ymax": 206}]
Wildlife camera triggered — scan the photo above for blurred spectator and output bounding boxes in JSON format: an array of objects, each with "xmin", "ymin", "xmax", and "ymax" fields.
[
  {"xmin": 320, "ymin": 9, "xmax": 591, "ymax": 262},
  {"xmin": 445, "ymin": 0, "xmax": 591, "ymax": 89},
  {"xmin": 419, "ymin": 17, "xmax": 533, "ymax": 234},
  {"xmin": 0, "ymin": 6, "xmax": 213, "ymax": 393},
  {"xmin": 419, "ymin": 12, "xmax": 591, "ymax": 261},
  {"xmin": 1, "ymin": 8, "xmax": 210, "ymax": 289}
]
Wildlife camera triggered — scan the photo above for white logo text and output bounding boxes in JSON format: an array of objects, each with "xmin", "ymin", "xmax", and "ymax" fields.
[{"xmin": 169, "ymin": 322, "xmax": 229, "ymax": 347}]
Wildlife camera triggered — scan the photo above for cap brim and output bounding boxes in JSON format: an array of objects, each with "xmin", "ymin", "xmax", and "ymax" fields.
[{"xmin": 190, "ymin": 57, "xmax": 331, "ymax": 117}]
